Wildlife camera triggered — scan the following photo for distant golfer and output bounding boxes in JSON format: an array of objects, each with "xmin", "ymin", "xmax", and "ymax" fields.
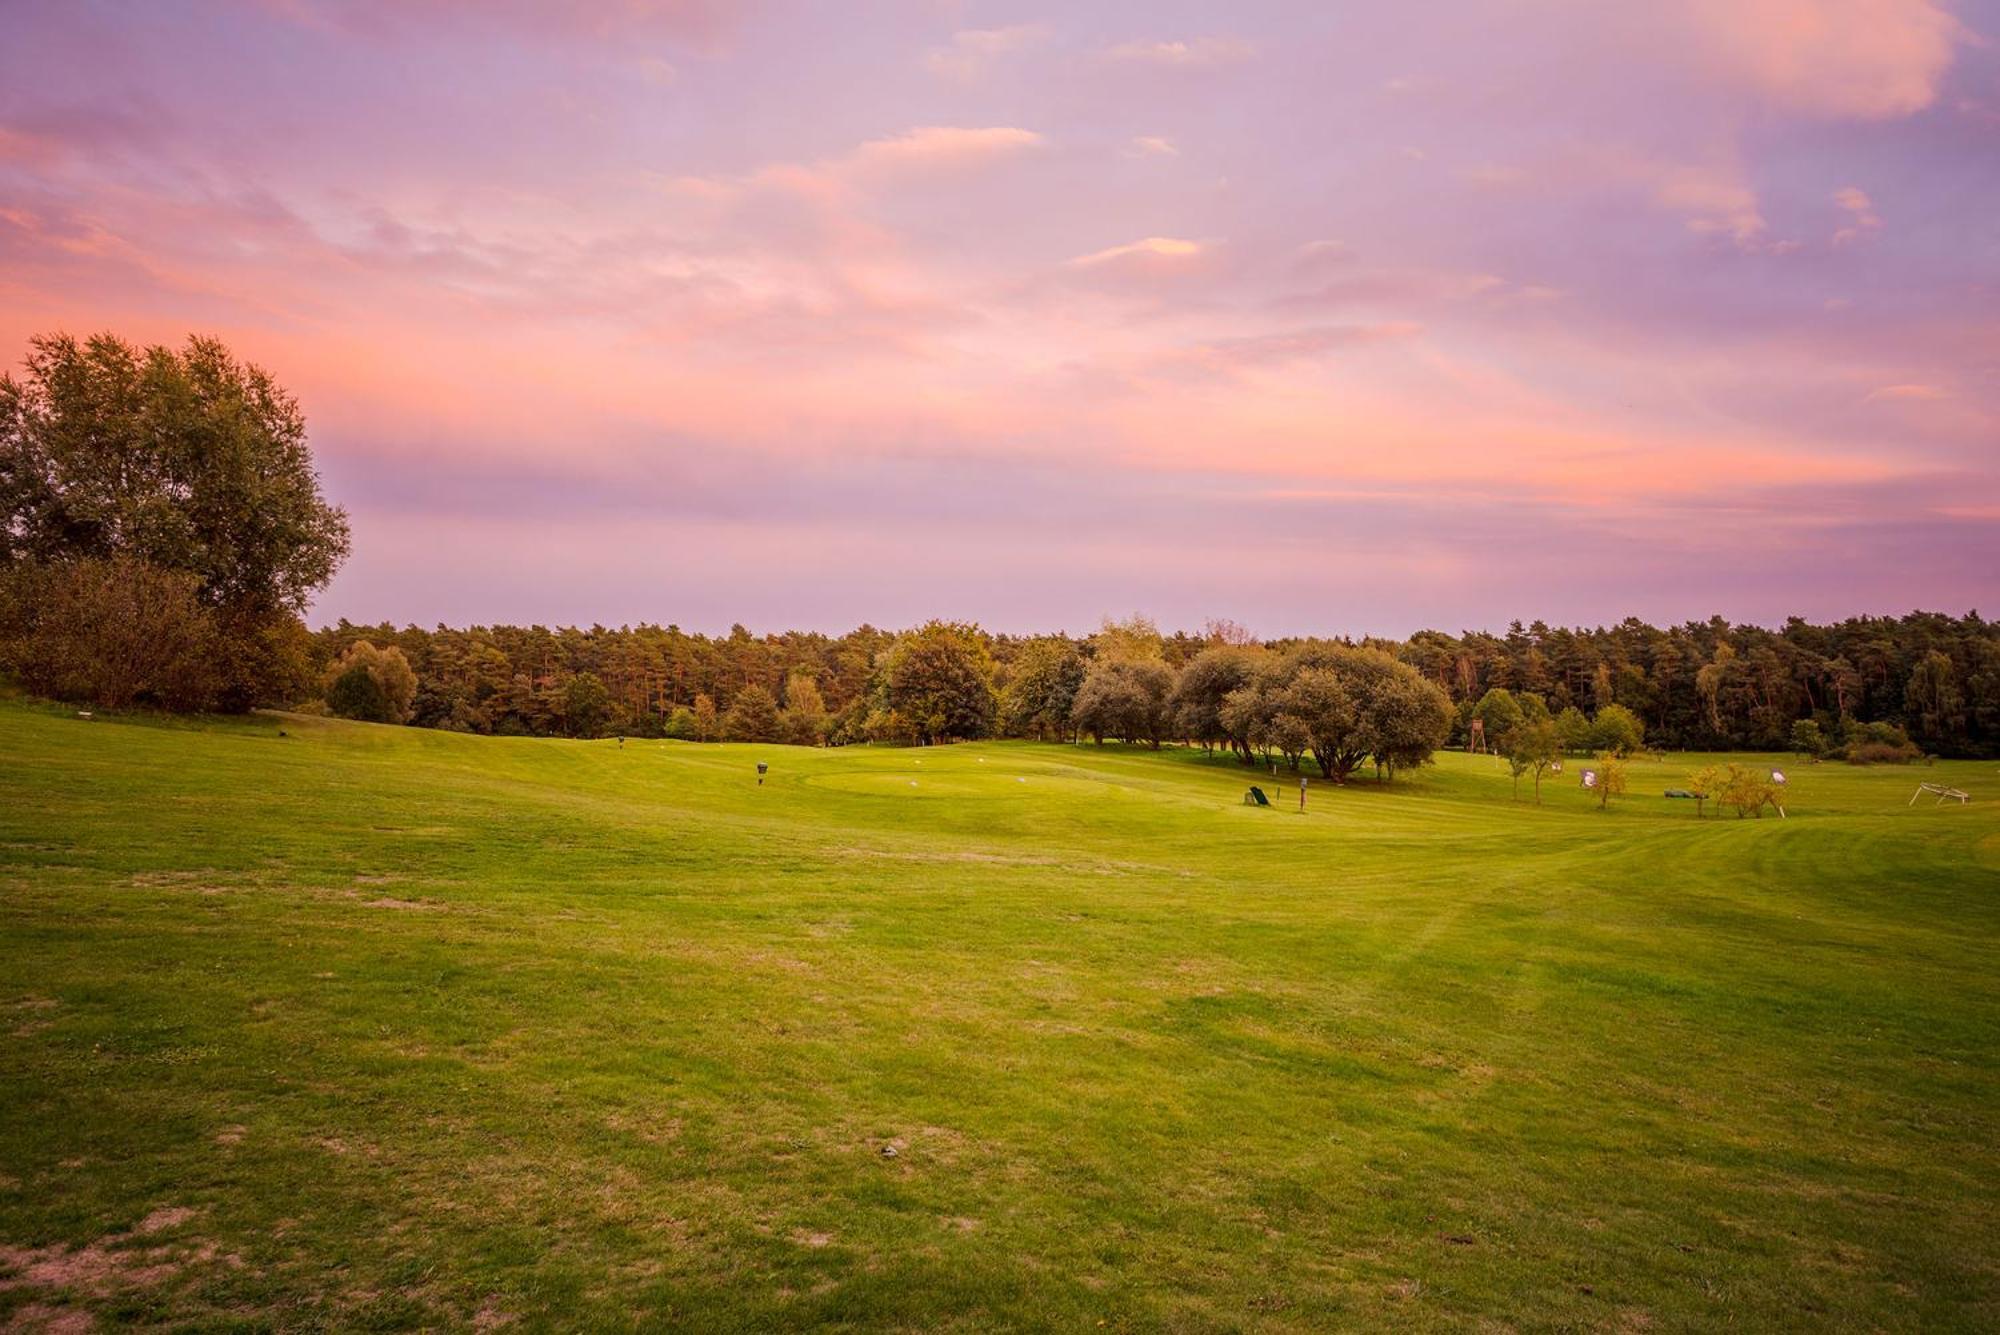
[{"xmin": 757, "ymin": 761, "xmax": 768, "ymax": 786}]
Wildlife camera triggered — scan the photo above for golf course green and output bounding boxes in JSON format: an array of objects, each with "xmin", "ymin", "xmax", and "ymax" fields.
[{"xmin": 3, "ymin": 696, "xmax": 1996, "ymax": 1331}]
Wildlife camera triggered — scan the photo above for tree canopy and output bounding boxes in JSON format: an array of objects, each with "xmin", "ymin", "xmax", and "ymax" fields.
[
  {"xmin": 1, "ymin": 332, "xmax": 349, "ymax": 614},
  {"xmin": 1, "ymin": 332, "xmax": 348, "ymax": 711}
]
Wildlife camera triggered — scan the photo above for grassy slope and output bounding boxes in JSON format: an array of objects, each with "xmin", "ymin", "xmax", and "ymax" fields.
[{"xmin": 1, "ymin": 698, "xmax": 1996, "ymax": 1332}]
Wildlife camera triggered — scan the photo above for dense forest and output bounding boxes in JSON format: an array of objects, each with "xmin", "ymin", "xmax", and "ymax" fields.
[{"xmin": 308, "ymin": 610, "xmax": 2000, "ymax": 759}]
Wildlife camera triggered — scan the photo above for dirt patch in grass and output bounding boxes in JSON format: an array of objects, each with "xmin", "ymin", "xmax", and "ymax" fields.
[
  {"xmin": 602, "ymin": 1111, "xmax": 682, "ymax": 1145},
  {"xmin": 8, "ymin": 996, "xmax": 60, "ymax": 1040},
  {"xmin": 0, "ymin": 1207, "xmax": 240, "ymax": 1317},
  {"xmin": 126, "ymin": 870, "xmax": 241, "ymax": 897},
  {"xmin": 133, "ymin": 1208, "xmax": 196, "ymax": 1237},
  {"xmin": 472, "ymin": 1298, "xmax": 516, "ymax": 1330},
  {"xmin": 832, "ymin": 845, "xmax": 1062, "ymax": 868},
  {"xmin": 4, "ymin": 1302, "xmax": 96, "ymax": 1334},
  {"xmin": 361, "ymin": 897, "xmax": 442, "ymax": 911}
]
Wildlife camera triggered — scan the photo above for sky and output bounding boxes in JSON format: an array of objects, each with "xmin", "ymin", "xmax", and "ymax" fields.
[{"xmin": 2, "ymin": 0, "xmax": 1996, "ymax": 637}]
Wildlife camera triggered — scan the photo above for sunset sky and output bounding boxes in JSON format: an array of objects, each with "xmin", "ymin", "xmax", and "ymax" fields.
[{"xmin": 2, "ymin": 0, "xmax": 1995, "ymax": 635}]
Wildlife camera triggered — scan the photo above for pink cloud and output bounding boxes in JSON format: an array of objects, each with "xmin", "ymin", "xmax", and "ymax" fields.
[
  {"xmin": 1683, "ymin": 0, "xmax": 1966, "ymax": 119},
  {"xmin": 1066, "ymin": 236, "xmax": 1207, "ymax": 268},
  {"xmin": 1187, "ymin": 322, "xmax": 1424, "ymax": 368},
  {"xmin": 1105, "ymin": 37, "xmax": 1255, "ymax": 67},
  {"xmin": 843, "ymin": 126, "xmax": 1047, "ymax": 177},
  {"xmin": 924, "ymin": 25, "xmax": 1049, "ymax": 81},
  {"xmin": 1865, "ymin": 383, "xmax": 1948, "ymax": 401}
]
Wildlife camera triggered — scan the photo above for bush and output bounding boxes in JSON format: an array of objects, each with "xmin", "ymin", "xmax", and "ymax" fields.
[
  {"xmin": 0, "ymin": 557, "xmax": 220, "ymax": 710},
  {"xmin": 1843, "ymin": 721, "xmax": 1920, "ymax": 765},
  {"xmin": 1588, "ymin": 704, "xmax": 1645, "ymax": 756},
  {"xmin": 321, "ymin": 640, "xmax": 417, "ymax": 722},
  {"xmin": 209, "ymin": 608, "xmax": 317, "ymax": 712},
  {"xmin": 1720, "ymin": 763, "xmax": 1780, "ymax": 817},
  {"xmin": 326, "ymin": 663, "xmax": 394, "ymax": 722}
]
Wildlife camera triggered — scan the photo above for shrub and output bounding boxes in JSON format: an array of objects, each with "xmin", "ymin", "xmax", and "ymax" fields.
[
  {"xmin": 326, "ymin": 663, "xmax": 394, "ymax": 722},
  {"xmin": 0, "ymin": 557, "xmax": 220, "ymax": 710},
  {"xmin": 1588, "ymin": 704, "xmax": 1645, "ymax": 756},
  {"xmin": 1843, "ymin": 721, "xmax": 1920, "ymax": 765},
  {"xmin": 322, "ymin": 640, "xmax": 417, "ymax": 722},
  {"xmin": 1718, "ymin": 763, "xmax": 1780, "ymax": 817}
]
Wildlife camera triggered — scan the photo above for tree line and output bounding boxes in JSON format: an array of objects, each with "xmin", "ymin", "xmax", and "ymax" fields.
[
  {"xmin": 301, "ymin": 607, "xmax": 2000, "ymax": 763},
  {"xmin": 4, "ymin": 332, "xmax": 1995, "ymax": 762},
  {"xmin": 309, "ymin": 617, "xmax": 1463, "ymax": 781}
]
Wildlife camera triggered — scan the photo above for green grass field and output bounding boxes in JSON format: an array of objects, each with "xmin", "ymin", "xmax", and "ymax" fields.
[{"xmin": 2, "ymin": 697, "xmax": 1996, "ymax": 1332}]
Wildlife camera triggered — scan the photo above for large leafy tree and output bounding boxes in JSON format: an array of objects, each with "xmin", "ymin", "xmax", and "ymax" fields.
[
  {"xmin": 1071, "ymin": 658, "xmax": 1175, "ymax": 747},
  {"xmin": 1281, "ymin": 665, "xmax": 1365, "ymax": 781},
  {"xmin": 1588, "ymin": 702, "xmax": 1646, "ymax": 756},
  {"xmin": 881, "ymin": 620, "xmax": 997, "ymax": 743},
  {"xmin": 1360, "ymin": 662, "xmax": 1453, "ymax": 779},
  {"xmin": 1170, "ymin": 645, "xmax": 1263, "ymax": 759},
  {"xmin": 723, "ymin": 683, "xmax": 783, "ymax": 742},
  {"xmin": 1, "ymin": 333, "xmax": 350, "ymax": 613},
  {"xmin": 564, "ymin": 672, "xmax": 613, "ymax": 738},
  {"xmin": 1470, "ymin": 687, "xmax": 1523, "ymax": 753},
  {"xmin": 1003, "ymin": 636, "xmax": 1085, "ymax": 740},
  {"xmin": 2, "ymin": 332, "xmax": 349, "ymax": 710},
  {"xmin": 782, "ymin": 672, "xmax": 829, "ymax": 746}
]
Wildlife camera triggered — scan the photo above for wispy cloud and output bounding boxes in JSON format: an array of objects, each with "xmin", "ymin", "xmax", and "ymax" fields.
[
  {"xmin": 1105, "ymin": 37, "xmax": 1254, "ymax": 67},
  {"xmin": 1067, "ymin": 236, "xmax": 1206, "ymax": 267},
  {"xmin": 1865, "ymin": 383, "xmax": 1947, "ymax": 402},
  {"xmin": 923, "ymin": 24, "xmax": 1048, "ymax": 81},
  {"xmin": 844, "ymin": 125, "xmax": 1046, "ymax": 175},
  {"xmin": 1832, "ymin": 184, "xmax": 1883, "ymax": 244},
  {"xmin": 1190, "ymin": 321, "xmax": 1423, "ymax": 367}
]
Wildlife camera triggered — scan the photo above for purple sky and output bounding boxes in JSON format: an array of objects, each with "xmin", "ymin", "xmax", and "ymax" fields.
[{"xmin": 2, "ymin": 0, "xmax": 1995, "ymax": 635}]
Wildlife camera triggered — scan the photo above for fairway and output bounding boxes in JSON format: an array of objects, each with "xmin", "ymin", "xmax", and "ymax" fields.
[{"xmin": 3, "ymin": 698, "xmax": 1997, "ymax": 1331}]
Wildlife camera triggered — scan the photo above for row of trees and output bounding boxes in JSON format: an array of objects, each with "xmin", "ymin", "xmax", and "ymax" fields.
[
  {"xmin": 5, "ymin": 333, "xmax": 1995, "ymax": 761},
  {"xmin": 313, "ymin": 618, "xmax": 1456, "ymax": 780},
  {"xmin": 298, "ymin": 609, "xmax": 1999, "ymax": 760}
]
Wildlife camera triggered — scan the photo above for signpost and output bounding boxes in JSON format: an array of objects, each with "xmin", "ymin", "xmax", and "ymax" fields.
[
  {"xmin": 1299, "ymin": 776, "xmax": 1308, "ymax": 812},
  {"xmin": 1580, "ymin": 768, "xmax": 1599, "ymax": 790},
  {"xmin": 1770, "ymin": 767, "xmax": 1787, "ymax": 818}
]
